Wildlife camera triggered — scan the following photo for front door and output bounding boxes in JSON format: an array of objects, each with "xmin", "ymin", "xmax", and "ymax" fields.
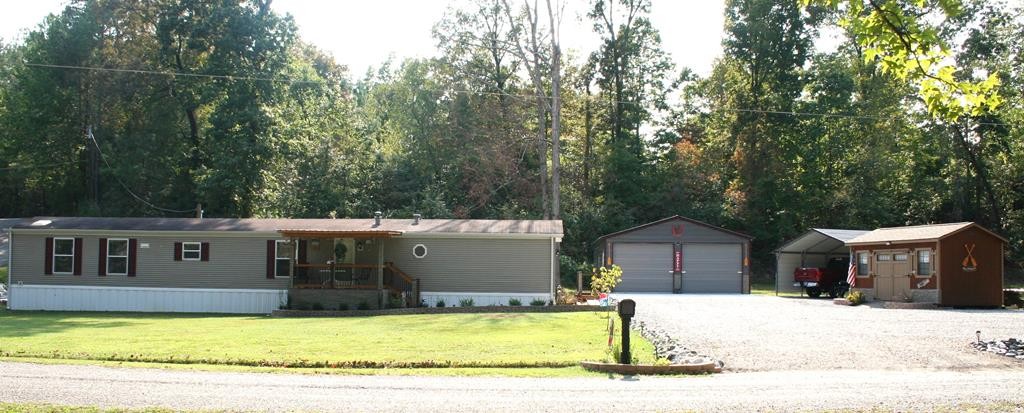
[{"xmin": 874, "ymin": 251, "xmax": 911, "ymax": 300}]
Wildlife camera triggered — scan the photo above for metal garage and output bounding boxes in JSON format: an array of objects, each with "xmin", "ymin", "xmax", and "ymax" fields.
[
  {"xmin": 773, "ymin": 228, "xmax": 867, "ymax": 294},
  {"xmin": 594, "ymin": 216, "xmax": 752, "ymax": 294}
]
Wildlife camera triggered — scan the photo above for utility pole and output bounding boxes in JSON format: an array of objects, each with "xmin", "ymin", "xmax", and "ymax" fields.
[{"xmin": 547, "ymin": 0, "xmax": 562, "ymax": 220}]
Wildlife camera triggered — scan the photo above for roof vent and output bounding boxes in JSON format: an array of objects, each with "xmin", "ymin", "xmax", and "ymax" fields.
[
  {"xmin": 374, "ymin": 211, "xmax": 382, "ymax": 227},
  {"xmin": 413, "ymin": 213, "xmax": 421, "ymax": 225}
]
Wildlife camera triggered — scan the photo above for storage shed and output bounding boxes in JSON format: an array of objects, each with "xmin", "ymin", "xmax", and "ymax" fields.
[
  {"xmin": 845, "ymin": 222, "xmax": 1006, "ymax": 307},
  {"xmin": 594, "ymin": 216, "xmax": 752, "ymax": 293},
  {"xmin": 774, "ymin": 228, "xmax": 868, "ymax": 294}
]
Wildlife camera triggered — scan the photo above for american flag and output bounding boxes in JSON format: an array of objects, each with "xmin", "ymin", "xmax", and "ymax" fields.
[{"xmin": 847, "ymin": 255, "xmax": 857, "ymax": 288}]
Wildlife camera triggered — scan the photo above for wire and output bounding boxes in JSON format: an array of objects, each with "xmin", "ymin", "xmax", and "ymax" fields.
[
  {"xmin": 87, "ymin": 128, "xmax": 196, "ymax": 214},
  {"xmin": 25, "ymin": 61, "xmax": 1012, "ymax": 127}
]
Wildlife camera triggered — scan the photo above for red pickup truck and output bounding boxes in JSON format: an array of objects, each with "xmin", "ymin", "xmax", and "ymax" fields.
[{"xmin": 793, "ymin": 257, "xmax": 850, "ymax": 298}]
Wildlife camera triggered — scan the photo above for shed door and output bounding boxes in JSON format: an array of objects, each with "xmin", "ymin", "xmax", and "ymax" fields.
[
  {"xmin": 681, "ymin": 243, "xmax": 742, "ymax": 293},
  {"xmin": 612, "ymin": 243, "xmax": 673, "ymax": 292}
]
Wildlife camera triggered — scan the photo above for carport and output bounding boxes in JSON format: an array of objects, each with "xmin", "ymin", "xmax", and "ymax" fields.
[{"xmin": 774, "ymin": 228, "xmax": 868, "ymax": 294}]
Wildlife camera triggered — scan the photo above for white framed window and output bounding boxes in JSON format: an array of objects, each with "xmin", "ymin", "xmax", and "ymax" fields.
[
  {"xmin": 182, "ymin": 242, "xmax": 202, "ymax": 261},
  {"xmin": 107, "ymin": 239, "xmax": 129, "ymax": 275},
  {"xmin": 893, "ymin": 253, "xmax": 908, "ymax": 262},
  {"xmin": 856, "ymin": 252, "xmax": 869, "ymax": 276},
  {"xmin": 412, "ymin": 243, "xmax": 428, "ymax": 259},
  {"xmin": 275, "ymin": 240, "xmax": 294, "ymax": 277},
  {"xmin": 917, "ymin": 250, "xmax": 932, "ymax": 276},
  {"xmin": 53, "ymin": 237, "xmax": 75, "ymax": 274},
  {"xmin": 876, "ymin": 254, "xmax": 892, "ymax": 262}
]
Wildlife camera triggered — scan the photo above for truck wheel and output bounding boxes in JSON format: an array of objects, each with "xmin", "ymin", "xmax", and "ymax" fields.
[
  {"xmin": 806, "ymin": 287, "xmax": 822, "ymax": 298},
  {"xmin": 828, "ymin": 285, "xmax": 840, "ymax": 299}
]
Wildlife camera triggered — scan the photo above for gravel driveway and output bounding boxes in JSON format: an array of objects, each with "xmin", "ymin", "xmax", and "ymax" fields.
[{"xmin": 615, "ymin": 294, "xmax": 1024, "ymax": 372}]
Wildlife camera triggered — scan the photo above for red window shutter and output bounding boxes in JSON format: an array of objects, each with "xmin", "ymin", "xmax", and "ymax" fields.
[
  {"xmin": 44, "ymin": 237, "xmax": 53, "ymax": 275},
  {"xmin": 127, "ymin": 239, "xmax": 138, "ymax": 277},
  {"xmin": 266, "ymin": 240, "xmax": 276, "ymax": 279},
  {"xmin": 73, "ymin": 238, "xmax": 83, "ymax": 276},
  {"xmin": 98, "ymin": 238, "xmax": 108, "ymax": 276},
  {"xmin": 174, "ymin": 242, "xmax": 182, "ymax": 261},
  {"xmin": 298, "ymin": 240, "xmax": 308, "ymax": 264},
  {"xmin": 201, "ymin": 242, "xmax": 210, "ymax": 261}
]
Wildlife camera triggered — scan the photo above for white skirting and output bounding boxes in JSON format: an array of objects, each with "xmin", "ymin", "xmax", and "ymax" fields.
[
  {"xmin": 421, "ymin": 292, "xmax": 551, "ymax": 307},
  {"xmin": 8, "ymin": 284, "xmax": 286, "ymax": 314}
]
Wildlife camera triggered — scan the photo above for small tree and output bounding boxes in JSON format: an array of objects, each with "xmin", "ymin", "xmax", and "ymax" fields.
[{"xmin": 590, "ymin": 265, "xmax": 623, "ymax": 295}]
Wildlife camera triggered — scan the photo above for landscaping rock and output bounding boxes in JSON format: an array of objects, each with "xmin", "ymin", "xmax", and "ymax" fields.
[
  {"xmin": 632, "ymin": 320, "xmax": 723, "ymax": 368},
  {"xmin": 971, "ymin": 337, "xmax": 1024, "ymax": 362}
]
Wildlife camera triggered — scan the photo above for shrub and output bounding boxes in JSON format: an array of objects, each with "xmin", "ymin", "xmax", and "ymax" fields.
[
  {"xmin": 459, "ymin": 298, "xmax": 474, "ymax": 307},
  {"xmin": 529, "ymin": 299, "xmax": 546, "ymax": 307},
  {"xmin": 311, "ymin": 302, "xmax": 325, "ymax": 311},
  {"xmin": 590, "ymin": 265, "xmax": 623, "ymax": 295},
  {"xmin": 1004, "ymin": 290, "xmax": 1023, "ymax": 308},
  {"xmin": 846, "ymin": 290, "xmax": 866, "ymax": 306},
  {"xmin": 337, "ymin": 303, "xmax": 349, "ymax": 311},
  {"xmin": 508, "ymin": 298, "xmax": 522, "ymax": 306},
  {"xmin": 357, "ymin": 301, "xmax": 370, "ymax": 310},
  {"xmin": 435, "ymin": 299, "xmax": 446, "ymax": 308},
  {"xmin": 389, "ymin": 296, "xmax": 405, "ymax": 309}
]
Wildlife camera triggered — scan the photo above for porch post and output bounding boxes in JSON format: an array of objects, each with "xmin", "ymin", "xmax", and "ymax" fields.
[{"xmin": 377, "ymin": 237, "xmax": 385, "ymax": 307}]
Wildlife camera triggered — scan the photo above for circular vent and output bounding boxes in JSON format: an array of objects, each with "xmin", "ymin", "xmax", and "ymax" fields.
[{"xmin": 412, "ymin": 244, "xmax": 428, "ymax": 259}]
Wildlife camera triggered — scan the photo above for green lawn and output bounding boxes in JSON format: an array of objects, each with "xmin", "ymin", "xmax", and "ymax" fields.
[
  {"xmin": 0, "ymin": 311, "xmax": 656, "ymax": 370},
  {"xmin": 750, "ymin": 280, "xmax": 802, "ymax": 297}
]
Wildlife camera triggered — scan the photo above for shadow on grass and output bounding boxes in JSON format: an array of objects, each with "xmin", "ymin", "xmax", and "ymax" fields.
[{"xmin": 0, "ymin": 311, "xmax": 264, "ymax": 338}]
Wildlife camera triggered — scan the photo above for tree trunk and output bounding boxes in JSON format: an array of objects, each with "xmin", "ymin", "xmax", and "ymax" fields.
[
  {"xmin": 583, "ymin": 81, "xmax": 593, "ymax": 199},
  {"xmin": 953, "ymin": 124, "xmax": 1001, "ymax": 227},
  {"xmin": 536, "ymin": 103, "xmax": 549, "ymax": 220},
  {"xmin": 547, "ymin": 0, "xmax": 561, "ymax": 220}
]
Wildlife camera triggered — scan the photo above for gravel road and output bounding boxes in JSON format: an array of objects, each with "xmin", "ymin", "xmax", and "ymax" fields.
[
  {"xmin": 2, "ymin": 361, "xmax": 1024, "ymax": 412},
  {"xmin": 616, "ymin": 294, "xmax": 1024, "ymax": 372}
]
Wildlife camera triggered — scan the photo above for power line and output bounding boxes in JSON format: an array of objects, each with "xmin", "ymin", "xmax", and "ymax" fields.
[
  {"xmin": 25, "ymin": 61, "xmax": 1012, "ymax": 127},
  {"xmin": 87, "ymin": 128, "xmax": 195, "ymax": 214}
]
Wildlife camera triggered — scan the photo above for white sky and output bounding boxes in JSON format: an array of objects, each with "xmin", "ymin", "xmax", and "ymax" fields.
[{"xmin": 0, "ymin": 0, "xmax": 729, "ymax": 77}]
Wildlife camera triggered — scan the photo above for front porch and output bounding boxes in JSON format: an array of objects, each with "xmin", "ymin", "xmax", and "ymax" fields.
[{"xmin": 278, "ymin": 229, "xmax": 420, "ymax": 309}]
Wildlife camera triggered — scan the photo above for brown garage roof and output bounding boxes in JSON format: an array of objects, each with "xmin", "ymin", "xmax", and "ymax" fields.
[
  {"xmin": 14, "ymin": 217, "xmax": 563, "ymax": 236},
  {"xmin": 846, "ymin": 222, "xmax": 1007, "ymax": 245}
]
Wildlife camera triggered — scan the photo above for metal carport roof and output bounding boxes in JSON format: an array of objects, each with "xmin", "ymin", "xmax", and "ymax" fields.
[{"xmin": 775, "ymin": 228, "xmax": 869, "ymax": 255}]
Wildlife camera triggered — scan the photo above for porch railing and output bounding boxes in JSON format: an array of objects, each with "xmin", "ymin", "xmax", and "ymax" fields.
[
  {"xmin": 293, "ymin": 264, "xmax": 380, "ymax": 289},
  {"xmin": 384, "ymin": 262, "xmax": 421, "ymax": 307},
  {"xmin": 292, "ymin": 262, "xmax": 420, "ymax": 307}
]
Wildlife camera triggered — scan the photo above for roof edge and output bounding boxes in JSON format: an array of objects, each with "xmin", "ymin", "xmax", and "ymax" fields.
[{"xmin": 595, "ymin": 215, "xmax": 752, "ymax": 244}]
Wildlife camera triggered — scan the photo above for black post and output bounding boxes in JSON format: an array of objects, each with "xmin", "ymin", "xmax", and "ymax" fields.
[
  {"xmin": 620, "ymin": 317, "xmax": 631, "ymax": 364},
  {"xmin": 617, "ymin": 299, "xmax": 636, "ymax": 365}
]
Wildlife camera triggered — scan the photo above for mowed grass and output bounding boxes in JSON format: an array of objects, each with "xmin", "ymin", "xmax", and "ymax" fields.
[{"xmin": 0, "ymin": 311, "xmax": 656, "ymax": 369}]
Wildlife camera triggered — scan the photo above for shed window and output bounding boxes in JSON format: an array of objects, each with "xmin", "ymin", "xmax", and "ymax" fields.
[
  {"xmin": 275, "ymin": 240, "xmax": 294, "ymax": 277},
  {"xmin": 856, "ymin": 252, "xmax": 869, "ymax": 276},
  {"xmin": 893, "ymin": 253, "xmax": 908, "ymax": 262},
  {"xmin": 182, "ymin": 242, "xmax": 202, "ymax": 261},
  {"xmin": 53, "ymin": 238, "xmax": 75, "ymax": 274},
  {"xmin": 107, "ymin": 239, "xmax": 129, "ymax": 275},
  {"xmin": 917, "ymin": 250, "xmax": 932, "ymax": 276},
  {"xmin": 876, "ymin": 254, "xmax": 891, "ymax": 261}
]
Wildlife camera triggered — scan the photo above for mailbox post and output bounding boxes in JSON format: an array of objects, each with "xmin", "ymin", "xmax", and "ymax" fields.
[{"xmin": 617, "ymin": 299, "xmax": 636, "ymax": 364}]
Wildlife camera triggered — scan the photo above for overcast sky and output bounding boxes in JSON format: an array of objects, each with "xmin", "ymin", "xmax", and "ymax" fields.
[{"xmin": 1, "ymin": 0, "xmax": 729, "ymax": 77}]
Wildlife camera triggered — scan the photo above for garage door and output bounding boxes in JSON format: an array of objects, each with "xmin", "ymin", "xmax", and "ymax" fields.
[
  {"xmin": 681, "ymin": 243, "xmax": 742, "ymax": 293},
  {"xmin": 613, "ymin": 243, "xmax": 673, "ymax": 292}
]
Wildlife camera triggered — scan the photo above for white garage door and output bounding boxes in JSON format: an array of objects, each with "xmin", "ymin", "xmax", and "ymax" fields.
[
  {"xmin": 613, "ymin": 243, "xmax": 673, "ymax": 292},
  {"xmin": 682, "ymin": 243, "xmax": 742, "ymax": 293}
]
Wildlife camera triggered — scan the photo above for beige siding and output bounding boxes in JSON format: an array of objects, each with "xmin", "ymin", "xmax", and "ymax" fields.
[
  {"xmin": 383, "ymin": 237, "xmax": 551, "ymax": 293},
  {"xmin": 11, "ymin": 232, "xmax": 289, "ymax": 290}
]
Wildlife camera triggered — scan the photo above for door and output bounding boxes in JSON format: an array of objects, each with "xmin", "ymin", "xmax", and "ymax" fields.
[
  {"xmin": 874, "ymin": 251, "xmax": 912, "ymax": 300},
  {"xmin": 613, "ymin": 243, "xmax": 673, "ymax": 292},
  {"xmin": 681, "ymin": 243, "xmax": 743, "ymax": 293}
]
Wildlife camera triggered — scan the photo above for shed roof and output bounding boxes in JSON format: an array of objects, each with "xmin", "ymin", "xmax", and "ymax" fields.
[
  {"xmin": 13, "ymin": 217, "xmax": 563, "ymax": 236},
  {"xmin": 774, "ymin": 228, "xmax": 870, "ymax": 254},
  {"xmin": 845, "ymin": 222, "xmax": 1007, "ymax": 245},
  {"xmin": 594, "ymin": 215, "xmax": 752, "ymax": 244}
]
